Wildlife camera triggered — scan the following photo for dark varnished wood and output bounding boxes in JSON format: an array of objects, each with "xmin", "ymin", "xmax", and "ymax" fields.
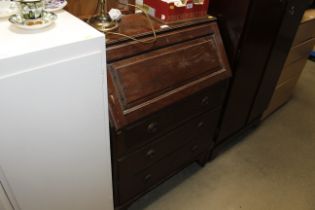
[
  {"xmin": 213, "ymin": 0, "xmax": 288, "ymax": 142},
  {"xmin": 106, "ymin": 15, "xmax": 216, "ymax": 44},
  {"xmin": 107, "ymin": 14, "xmax": 231, "ymax": 210},
  {"xmin": 209, "ymin": 0, "xmax": 311, "ymax": 144},
  {"xmin": 118, "ymin": 109, "xmax": 219, "ymax": 182},
  {"xmin": 262, "ymin": 7, "xmax": 315, "ymax": 118},
  {"xmin": 249, "ymin": 0, "xmax": 313, "ymax": 122},
  {"xmin": 114, "ymin": 82, "xmax": 227, "ymax": 157},
  {"xmin": 107, "ymin": 22, "xmax": 218, "ymax": 62},
  {"xmin": 110, "ymin": 37, "xmax": 221, "ymax": 108},
  {"xmin": 208, "ymin": 0, "xmax": 251, "ymax": 63},
  {"xmin": 107, "ymin": 15, "xmax": 231, "ymax": 129},
  {"xmin": 117, "ymin": 110, "xmax": 217, "ymax": 204}
]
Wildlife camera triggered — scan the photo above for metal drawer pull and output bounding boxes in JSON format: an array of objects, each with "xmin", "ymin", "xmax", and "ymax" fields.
[
  {"xmin": 201, "ymin": 96, "xmax": 209, "ymax": 105},
  {"xmin": 146, "ymin": 149, "xmax": 156, "ymax": 159},
  {"xmin": 147, "ymin": 122, "xmax": 159, "ymax": 134},
  {"xmin": 144, "ymin": 174, "xmax": 152, "ymax": 183}
]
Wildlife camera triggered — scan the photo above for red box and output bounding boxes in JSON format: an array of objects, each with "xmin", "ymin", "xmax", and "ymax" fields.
[{"xmin": 143, "ymin": 0, "xmax": 209, "ymax": 24}]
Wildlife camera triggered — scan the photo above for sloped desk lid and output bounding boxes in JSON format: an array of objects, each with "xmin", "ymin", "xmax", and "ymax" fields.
[{"xmin": 106, "ymin": 15, "xmax": 231, "ymax": 129}]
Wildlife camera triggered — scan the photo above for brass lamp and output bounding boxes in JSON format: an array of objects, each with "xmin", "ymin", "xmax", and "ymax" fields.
[{"xmin": 88, "ymin": 0, "xmax": 119, "ymax": 33}]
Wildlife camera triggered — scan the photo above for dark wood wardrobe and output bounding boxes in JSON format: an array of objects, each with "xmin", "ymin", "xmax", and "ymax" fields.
[{"xmin": 209, "ymin": 0, "xmax": 313, "ymax": 148}]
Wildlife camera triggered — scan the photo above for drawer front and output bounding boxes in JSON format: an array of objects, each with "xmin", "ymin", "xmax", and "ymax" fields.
[
  {"xmin": 293, "ymin": 19, "xmax": 315, "ymax": 45},
  {"xmin": 278, "ymin": 58, "xmax": 307, "ymax": 85},
  {"xmin": 263, "ymin": 77, "xmax": 299, "ymax": 118},
  {"xmin": 115, "ymin": 81, "xmax": 227, "ymax": 155},
  {"xmin": 118, "ymin": 109, "xmax": 220, "ymax": 176},
  {"xmin": 118, "ymin": 128, "xmax": 213, "ymax": 204},
  {"xmin": 285, "ymin": 38, "xmax": 315, "ymax": 65}
]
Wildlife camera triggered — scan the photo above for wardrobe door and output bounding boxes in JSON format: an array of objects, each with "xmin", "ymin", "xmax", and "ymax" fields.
[
  {"xmin": 249, "ymin": 0, "xmax": 313, "ymax": 122},
  {"xmin": 209, "ymin": 0, "xmax": 252, "ymax": 63},
  {"xmin": 217, "ymin": 0, "xmax": 288, "ymax": 142}
]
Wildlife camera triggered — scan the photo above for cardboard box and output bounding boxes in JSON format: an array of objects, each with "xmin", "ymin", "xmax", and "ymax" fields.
[{"xmin": 143, "ymin": 0, "xmax": 209, "ymax": 24}]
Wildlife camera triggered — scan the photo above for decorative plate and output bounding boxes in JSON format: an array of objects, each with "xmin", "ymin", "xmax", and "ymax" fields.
[
  {"xmin": 44, "ymin": 0, "xmax": 68, "ymax": 12},
  {"xmin": 9, "ymin": 11, "xmax": 57, "ymax": 30},
  {"xmin": 0, "ymin": 1, "xmax": 18, "ymax": 18}
]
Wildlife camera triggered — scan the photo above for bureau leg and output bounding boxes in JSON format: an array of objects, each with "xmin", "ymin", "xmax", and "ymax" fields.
[{"xmin": 196, "ymin": 152, "xmax": 209, "ymax": 167}]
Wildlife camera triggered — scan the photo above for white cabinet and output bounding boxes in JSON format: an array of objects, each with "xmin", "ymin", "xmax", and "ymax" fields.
[{"xmin": 0, "ymin": 11, "xmax": 113, "ymax": 210}]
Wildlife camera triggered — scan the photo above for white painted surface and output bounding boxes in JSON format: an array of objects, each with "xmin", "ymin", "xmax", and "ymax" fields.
[{"xmin": 0, "ymin": 11, "xmax": 113, "ymax": 210}]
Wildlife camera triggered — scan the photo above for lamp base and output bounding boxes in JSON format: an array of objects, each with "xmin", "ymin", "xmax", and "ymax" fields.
[{"xmin": 88, "ymin": 14, "xmax": 119, "ymax": 33}]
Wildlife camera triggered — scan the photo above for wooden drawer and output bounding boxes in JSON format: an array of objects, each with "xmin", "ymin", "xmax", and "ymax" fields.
[
  {"xmin": 278, "ymin": 58, "xmax": 308, "ymax": 85},
  {"xmin": 293, "ymin": 18, "xmax": 315, "ymax": 46},
  {"xmin": 117, "ymin": 109, "xmax": 220, "ymax": 176},
  {"xmin": 108, "ymin": 17, "xmax": 232, "ymax": 210},
  {"xmin": 118, "ymin": 126, "xmax": 213, "ymax": 204},
  {"xmin": 114, "ymin": 81, "xmax": 227, "ymax": 156},
  {"xmin": 285, "ymin": 37, "xmax": 315, "ymax": 65},
  {"xmin": 263, "ymin": 77, "xmax": 299, "ymax": 118}
]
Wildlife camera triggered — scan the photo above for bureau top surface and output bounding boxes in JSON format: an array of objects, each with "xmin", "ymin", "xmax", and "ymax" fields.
[{"xmin": 106, "ymin": 14, "xmax": 216, "ymax": 45}]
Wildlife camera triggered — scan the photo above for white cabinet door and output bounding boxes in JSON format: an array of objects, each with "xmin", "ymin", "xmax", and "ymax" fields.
[
  {"xmin": 0, "ymin": 52, "xmax": 113, "ymax": 210},
  {"xmin": 0, "ymin": 11, "xmax": 112, "ymax": 210},
  {"xmin": 0, "ymin": 182, "xmax": 13, "ymax": 210}
]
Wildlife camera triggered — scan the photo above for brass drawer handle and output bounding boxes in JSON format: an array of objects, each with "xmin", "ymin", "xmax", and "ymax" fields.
[
  {"xmin": 147, "ymin": 122, "xmax": 159, "ymax": 134},
  {"xmin": 144, "ymin": 174, "xmax": 152, "ymax": 183},
  {"xmin": 146, "ymin": 149, "xmax": 156, "ymax": 159},
  {"xmin": 201, "ymin": 96, "xmax": 209, "ymax": 106}
]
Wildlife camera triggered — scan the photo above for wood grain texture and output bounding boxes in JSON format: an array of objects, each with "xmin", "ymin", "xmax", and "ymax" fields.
[
  {"xmin": 285, "ymin": 37, "xmax": 315, "ymax": 65},
  {"xmin": 215, "ymin": 0, "xmax": 288, "ymax": 142},
  {"xmin": 111, "ymin": 37, "xmax": 221, "ymax": 108},
  {"xmin": 118, "ymin": 109, "xmax": 219, "ymax": 179},
  {"xmin": 263, "ymin": 10, "xmax": 315, "ymax": 119},
  {"xmin": 293, "ymin": 17, "xmax": 315, "ymax": 45},
  {"xmin": 107, "ymin": 15, "xmax": 231, "ymax": 129},
  {"xmin": 263, "ymin": 78, "xmax": 299, "ymax": 118},
  {"xmin": 114, "ymin": 81, "xmax": 227, "ymax": 157},
  {"xmin": 117, "ymin": 109, "xmax": 220, "ymax": 204},
  {"xmin": 248, "ymin": 0, "xmax": 312, "ymax": 123},
  {"xmin": 278, "ymin": 58, "xmax": 308, "ymax": 85},
  {"xmin": 108, "ymin": 15, "xmax": 231, "ymax": 210}
]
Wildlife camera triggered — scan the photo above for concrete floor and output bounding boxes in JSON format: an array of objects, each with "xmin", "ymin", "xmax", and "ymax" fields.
[{"xmin": 129, "ymin": 61, "xmax": 315, "ymax": 210}]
